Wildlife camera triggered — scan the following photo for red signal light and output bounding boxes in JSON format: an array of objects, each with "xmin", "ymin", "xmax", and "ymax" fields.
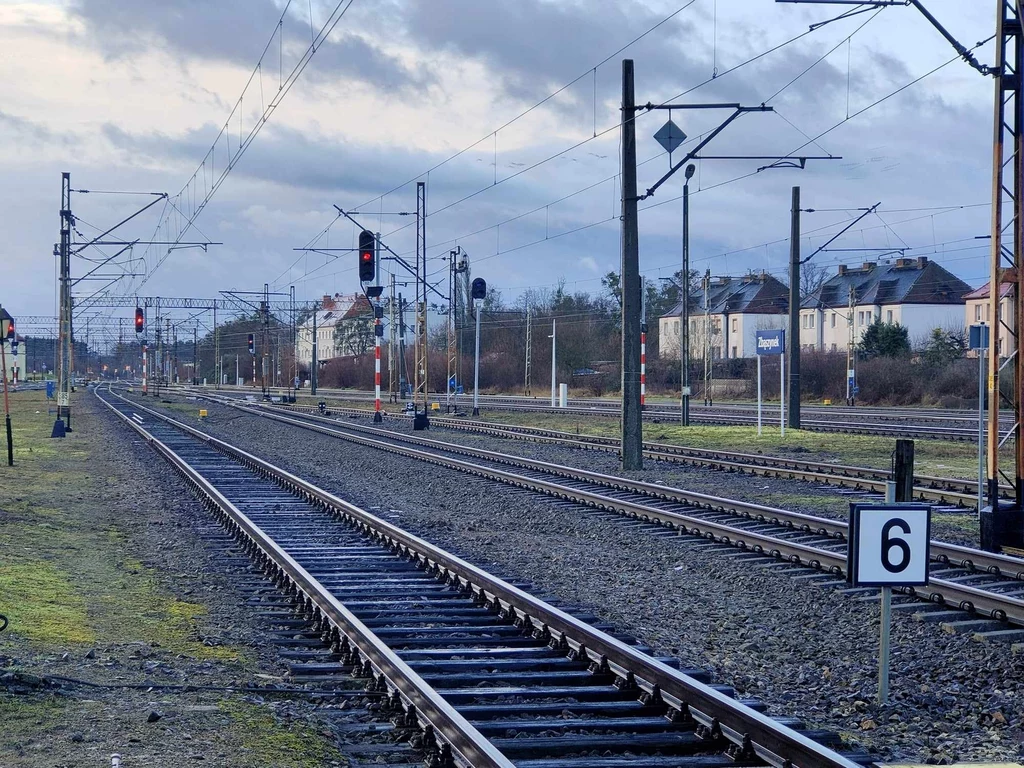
[
  {"xmin": 134, "ymin": 307, "xmax": 144, "ymax": 333},
  {"xmin": 358, "ymin": 230, "xmax": 376, "ymax": 282}
]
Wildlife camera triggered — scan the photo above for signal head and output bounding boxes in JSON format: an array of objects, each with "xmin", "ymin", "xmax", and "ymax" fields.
[{"xmin": 358, "ymin": 229, "xmax": 376, "ymax": 283}]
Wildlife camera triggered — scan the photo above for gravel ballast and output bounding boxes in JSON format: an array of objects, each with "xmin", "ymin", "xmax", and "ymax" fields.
[{"xmin": 134, "ymin": 395, "xmax": 1024, "ymax": 763}]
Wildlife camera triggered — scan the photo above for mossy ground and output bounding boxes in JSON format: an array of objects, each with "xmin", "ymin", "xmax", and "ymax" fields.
[
  {"xmin": 0, "ymin": 390, "xmax": 233, "ymax": 659},
  {"xmin": 0, "ymin": 389, "xmax": 343, "ymax": 767},
  {"xmin": 220, "ymin": 699, "xmax": 344, "ymax": 767}
]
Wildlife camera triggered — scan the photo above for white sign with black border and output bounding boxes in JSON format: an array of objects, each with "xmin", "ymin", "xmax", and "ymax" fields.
[{"xmin": 848, "ymin": 504, "xmax": 931, "ymax": 587}]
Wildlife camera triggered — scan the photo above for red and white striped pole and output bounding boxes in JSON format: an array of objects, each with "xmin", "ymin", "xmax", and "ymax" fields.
[
  {"xmin": 640, "ymin": 323, "xmax": 647, "ymax": 409},
  {"xmin": 373, "ymin": 307, "xmax": 383, "ymax": 423},
  {"xmin": 142, "ymin": 344, "xmax": 148, "ymax": 395}
]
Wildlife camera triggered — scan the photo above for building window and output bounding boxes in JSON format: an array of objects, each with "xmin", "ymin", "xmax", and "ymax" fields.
[
  {"xmin": 831, "ymin": 313, "xmax": 836, "ymax": 328},
  {"xmin": 976, "ymin": 305, "xmax": 982, "ymax": 322},
  {"xmin": 674, "ymin": 321, "xmax": 679, "ymax": 335},
  {"xmin": 810, "ymin": 314, "xmax": 815, "ymax": 329},
  {"xmin": 886, "ymin": 310, "xmax": 893, "ymax": 323},
  {"xmin": 858, "ymin": 311, "xmax": 865, "ymax": 326},
  {"xmin": 731, "ymin": 346, "xmax": 737, "ymax": 358},
  {"xmin": 831, "ymin": 343, "xmax": 837, "ymax": 352},
  {"xmin": 731, "ymin": 318, "xmax": 737, "ymax": 333}
]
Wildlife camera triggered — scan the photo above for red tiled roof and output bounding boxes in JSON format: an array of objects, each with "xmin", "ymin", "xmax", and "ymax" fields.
[{"xmin": 963, "ymin": 282, "xmax": 1013, "ymax": 300}]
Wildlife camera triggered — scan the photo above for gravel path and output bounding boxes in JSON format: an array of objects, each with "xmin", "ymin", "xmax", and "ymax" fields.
[{"xmin": 140, "ymin": 396, "xmax": 1024, "ymax": 763}]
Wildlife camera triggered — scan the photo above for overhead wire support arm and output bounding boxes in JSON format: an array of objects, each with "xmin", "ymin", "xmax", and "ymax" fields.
[
  {"xmin": 777, "ymin": 0, "xmax": 994, "ymax": 75},
  {"xmin": 69, "ymin": 194, "xmax": 168, "ymax": 256},
  {"xmin": 639, "ymin": 105, "xmax": 773, "ymax": 200},
  {"xmin": 800, "ymin": 202, "xmax": 882, "ymax": 264}
]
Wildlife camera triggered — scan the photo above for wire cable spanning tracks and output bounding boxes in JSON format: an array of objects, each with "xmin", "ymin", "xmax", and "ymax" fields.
[
  {"xmin": 190, "ymin": 393, "xmax": 1024, "ymax": 628},
  {"xmin": 97, "ymin": 386, "xmax": 869, "ymax": 768}
]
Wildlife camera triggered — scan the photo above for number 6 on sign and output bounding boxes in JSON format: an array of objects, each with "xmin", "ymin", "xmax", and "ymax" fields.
[{"xmin": 848, "ymin": 504, "xmax": 931, "ymax": 587}]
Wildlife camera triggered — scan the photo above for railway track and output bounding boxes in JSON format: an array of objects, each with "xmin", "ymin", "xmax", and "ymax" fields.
[
  {"xmin": 97, "ymin": 385, "xmax": 873, "ymax": 768},
  {"xmin": 170, "ymin": 391, "xmax": 1024, "ymax": 630},
  {"xmin": 211, "ymin": 385, "xmax": 988, "ymax": 441},
  {"xmin": 277, "ymin": 400, "xmax": 1001, "ymax": 510},
  {"xmin": 173, "ymin": 387, "xmax": 999, "ymax": 510}
]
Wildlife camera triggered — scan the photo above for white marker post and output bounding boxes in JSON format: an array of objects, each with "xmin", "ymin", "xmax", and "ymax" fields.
[
  {"xmin": 755, "ymin": 329, "xmax": 785, "ymax": 437},
  {"xmin": 756, "ymin": 353, "xmax": 762, "ymax": 436},
  {"xmin": 780, "ymin": 349, "xmax": 785, "ymax": 437},
  {"xmin": 848, "ymin": 502, "xmax": 931, "ymax": 705}
]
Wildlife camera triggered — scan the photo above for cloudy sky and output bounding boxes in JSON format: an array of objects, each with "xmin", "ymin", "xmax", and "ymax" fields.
[{"xmin": 0, "ymin": 0, "xmax": 997, "ymax": 341}]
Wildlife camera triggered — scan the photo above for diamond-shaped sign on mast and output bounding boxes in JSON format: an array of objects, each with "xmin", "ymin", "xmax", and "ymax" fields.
[{"xmin": 653, "ymin": 119, "xmax": 686, "ymax": 157}]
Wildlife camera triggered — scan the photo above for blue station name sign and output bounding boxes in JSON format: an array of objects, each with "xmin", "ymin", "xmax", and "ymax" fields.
[{"xmin": 755, "ymin": 329, "xmax": 785, "ymax": 356}]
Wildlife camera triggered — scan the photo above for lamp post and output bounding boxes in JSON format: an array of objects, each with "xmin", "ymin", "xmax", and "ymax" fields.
[
  {"xmin": 549, "ymin": 319, "xmax": 557, "ymax": 407},
  {"xmin": 681, "ymin": 163, "xmax": 695, "ymax": 426},
  {"xmin": 0, "ymin": 307, "xmax": 14, "ymax": 466}
]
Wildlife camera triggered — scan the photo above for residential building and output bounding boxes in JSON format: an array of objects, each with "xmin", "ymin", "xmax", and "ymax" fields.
[
  {"xmin": 296, "ymin": 293, "xmax": 373, "ymax": 366},
  {"xmin": 799, "ymin": 257, "xmax": 971, "ymax": 353},
  {"xmin": 963, "ymin": 282, "xmax": 1014, "ymax": 357},
  {"xmin": 658, "ymin": 273, "xmax": 788, "ymax": 360}
]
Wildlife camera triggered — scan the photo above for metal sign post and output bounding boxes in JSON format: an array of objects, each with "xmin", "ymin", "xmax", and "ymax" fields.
[
  {"xmin": 848, "ymin": 502, "xmax": 931, "ymax": 705},
  {"xmin": 755, "ymin": 329, "xmax": 785, "ymax": 437},
  {"xmin": 970, "ymin": 324, "xmax": 990, "ymax": 512}
]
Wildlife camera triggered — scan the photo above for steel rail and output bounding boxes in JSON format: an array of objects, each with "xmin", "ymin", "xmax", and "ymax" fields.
[
  {"xmin": 187, "ymin": 394, "xmax": 1024, "ymax": 624},
  {"xmin": 275, "ymin": 400, "xmax": 995, "ymax": 507},
  {"xmin": 200, "ymin": 393, "xmax": 1024, "ymax": 583},
  {"xmin": 100, "ymin": 386, "xmax": 864, "ymax": 768},
  {"xmin": 96, "ymin": 388, "xmax": 515, "ymax": 768},
  {"xmin": 178, "ymin": 388, "xmax": 991, "ymax": 504},
  {"xmin": 178, "ymin": 383, "xmax": 985, "ymax": 441},
  {"xmin": 224, "ymin": 384, "xmax": 1008, "ymax": 423}
]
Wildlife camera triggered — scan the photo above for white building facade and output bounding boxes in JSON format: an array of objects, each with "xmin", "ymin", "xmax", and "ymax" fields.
[
  {"xmin": 963, "ymin": 282, "xmax": 1014, "ymax": 357},
  {"xmin": 296, "ymin": 294, "xmax": 373, "ymax": 366},
  {"xmin": 799, "ymin": 258, "xmax": 971, "ymax": 353},
  {"xmin": 659, "ymin": 273, "xmax": 789, "ymax": 360}
]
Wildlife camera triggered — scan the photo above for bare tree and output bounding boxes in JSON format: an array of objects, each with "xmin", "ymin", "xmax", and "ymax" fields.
[{"xmin": 801, "ymin": 262, "xmax": 830, "ymax": 300}]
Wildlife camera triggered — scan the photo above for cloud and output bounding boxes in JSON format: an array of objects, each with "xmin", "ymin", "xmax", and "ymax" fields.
[
  {"xmin": 67, "ymin": 0, "xmax": 434, "ymax": 92},
  {"xmin": 0, "ymin": 110, "xmax": 77, "ymax": 147},
  {"xmin": 0, "ymin": 0, "xmax": 1000, "ymax": 322}
]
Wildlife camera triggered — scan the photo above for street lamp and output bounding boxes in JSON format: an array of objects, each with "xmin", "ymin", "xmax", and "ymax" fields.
[
  {"xmin": 0, "ymin": 306, "xmax": 14, "ymax": 466},
  {"xmin": 681, "ymin": 163, "xmax": 695, "ymax": 426},
  {"xmin": 658, "ymin": 162, "xmax": 697, "ymax": 427}
]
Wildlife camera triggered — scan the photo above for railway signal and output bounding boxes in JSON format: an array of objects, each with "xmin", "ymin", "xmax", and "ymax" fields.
[
  {"xmin": 247, "ymin": 333, "xmax": 255, "ymax": 355},
  {"xmin": 134, "ymin": 307, "xmax": 144, "ymax": 334},
  {"xmin": 0, "ymin": 306, "xmax": 13, "ymax": 464},
  {"xmin": 358, "ymin": 230, "xmax": 375, "ymax": 283},
  {"xmin": 471, "ymin": 278, "xmax": 486, "ymax": 416}
]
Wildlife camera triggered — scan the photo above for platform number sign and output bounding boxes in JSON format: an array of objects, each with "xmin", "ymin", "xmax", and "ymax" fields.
[{"xmin": 848, "ymin": 504, "xmax": 931, "ymax": 587}]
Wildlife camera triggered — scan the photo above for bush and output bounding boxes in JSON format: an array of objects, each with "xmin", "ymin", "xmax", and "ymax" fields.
[
  {"xmin": 856, "ymin": 358, "xmax": 924, "ymax": 405},
  {"xmin": 922, "ymin": 360, "xmax": 976, "ymax": 407}
]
